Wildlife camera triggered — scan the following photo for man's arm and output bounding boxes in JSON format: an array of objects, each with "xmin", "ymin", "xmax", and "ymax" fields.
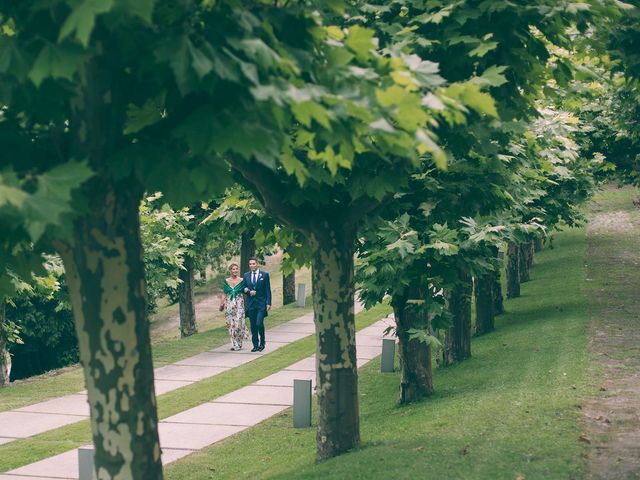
[{"xmin": 265, "ymin": 272, "xmax": 272, "ymax": 308}]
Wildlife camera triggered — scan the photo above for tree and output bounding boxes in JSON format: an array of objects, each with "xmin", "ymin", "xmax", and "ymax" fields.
[
  {"xmin": 0, "ymin": 296, "xmax": 12, "ymax": 386},
  {"xmin": 230, "ymin": 24, "xmax": 473, "ymax": 457},
  {"xmin": 0, "ymin": 1, "xmax": 341, "ymax": 476}
]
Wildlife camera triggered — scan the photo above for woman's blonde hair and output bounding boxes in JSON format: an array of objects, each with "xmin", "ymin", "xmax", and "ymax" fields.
[{"xmin": 228, "ymin": 262, "xmax": 239, "ymax": 271}]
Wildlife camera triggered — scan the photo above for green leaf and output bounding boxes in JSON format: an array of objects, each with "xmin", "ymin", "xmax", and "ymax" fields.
[
  {"xmin": 58, "ymin": 0, "xmax": 114, "ymax": 47},
  {"xmin": 369, "ymin": 118, "xmax": 395, "ymax": 133},
  {"xmin": 116, "ymin": 0, "xmax": 156, "ymax": 22},
  {"xmin": 0, "ymin": 184, "xmax": 28, "ymax": 208},
  {"xmin": 23, "ymin": 161, "xmax": 93, "ymax": 241},
  {"xmin": 124, "ymin": 94, "xmax": 165, "ymax": 134},
  {"xmin": 345, "ymin": 25, "xmax": 376, "ymax": 61},
  {"xmin": 291, "ymin": 101, "xmax": 331, "ymax": 129},
  {"xmin": 445, "ymin": 83, "xmax": 498, "ymax": 117},
  {"xmin": 29, "ymin": 44, "xmax": 84, "ymax": 87},
  {"xmin": 236, "ymin": 38, "xmax": 280, "ymax": 69},
  {"xmin": 470, "ymin": 65, "xmax": 508, "ymax": 87},
  {"xmin": 0, "ymin": 39, "xmax": 31, "ymax": 79},
  {"xmin": 469, "ymin": 41, "xmax": 498, "ymax": 58}
]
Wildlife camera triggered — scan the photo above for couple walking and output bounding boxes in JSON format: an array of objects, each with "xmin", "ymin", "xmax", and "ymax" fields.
[{"xmin": 220, "ymin": 257, "xmax": 272, "ymax": 352}]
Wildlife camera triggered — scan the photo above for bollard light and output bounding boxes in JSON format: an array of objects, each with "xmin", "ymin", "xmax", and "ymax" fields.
[
  {"xmin": 381, "ymin": 338, "xmax": 395, "ymax": 373},
  {"xmin": 78, "ymin": 447, "xmax": 95, "ymax": 480},
  {"xmin": 293, "ymin": 378, "xmax": 312, "ymax": 428}
]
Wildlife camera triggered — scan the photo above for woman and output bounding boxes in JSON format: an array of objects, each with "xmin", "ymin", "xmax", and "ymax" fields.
[{"xmin": 220, "ymin": 263, "xmax": 248, "ymax": 351}]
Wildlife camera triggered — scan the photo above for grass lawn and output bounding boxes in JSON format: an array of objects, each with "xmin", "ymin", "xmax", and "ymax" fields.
[
  {"xmin": 165, "ymin": 227, "xmax": 591, "ymax": 480},
  {"xmin": 0, "ymin": 303, "xmax": 391, "ymax": 473}
]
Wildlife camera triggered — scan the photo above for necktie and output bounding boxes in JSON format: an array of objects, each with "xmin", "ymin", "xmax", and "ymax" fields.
[{"xmin": 252, "ymin": 272, "xmax": 256, "ymax": 286}]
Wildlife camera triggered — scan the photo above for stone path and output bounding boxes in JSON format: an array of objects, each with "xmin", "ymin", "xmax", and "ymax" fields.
[{"xmin": 0, "ymin": 302, "xmax": 395, "ymax": 479}]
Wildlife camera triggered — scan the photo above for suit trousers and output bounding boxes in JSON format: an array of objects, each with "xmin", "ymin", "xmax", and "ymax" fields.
[{"xmin": 247, "ymin": 308, "xmax": 266, "ymax": 348}]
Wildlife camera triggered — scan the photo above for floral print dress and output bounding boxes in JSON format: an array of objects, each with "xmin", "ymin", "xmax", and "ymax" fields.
[{"xmin": 223, "ymin": 279, "xmax": 248, "ymax": 350}]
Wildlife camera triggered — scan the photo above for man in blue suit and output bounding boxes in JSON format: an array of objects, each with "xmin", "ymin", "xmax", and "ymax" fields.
[{"xmin": 243, "ymin": 257, "xmax": 272, "ymax": 352}]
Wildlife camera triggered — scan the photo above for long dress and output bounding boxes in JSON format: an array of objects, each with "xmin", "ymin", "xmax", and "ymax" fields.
[{"xmin": 223, "ymin": 279, "xmax": 248, "ymax": 350}]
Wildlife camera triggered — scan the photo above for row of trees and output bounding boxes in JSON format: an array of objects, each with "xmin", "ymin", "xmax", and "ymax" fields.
[{"xmin": 0, "ymin": 0, "xmax": 635, "ymax": 478}]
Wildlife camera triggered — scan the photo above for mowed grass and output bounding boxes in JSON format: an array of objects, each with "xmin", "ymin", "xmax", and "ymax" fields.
[
  {"xmin": 165, "ymin": 228, "xmax": 591, "ymax": 480},
  {"xmin": 0, "ymin": 297, "xmax": 313, "ymax": 413},
  {"xmin": 0, "ymin": 303, "xmax": 391, "ymax": 473}
]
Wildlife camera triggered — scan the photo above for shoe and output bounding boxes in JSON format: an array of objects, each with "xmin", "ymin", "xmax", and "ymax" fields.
[
  {"xmin": 251, "ymin": 346, "xmax": 259, "ymax": 352},
  {"xmin": 258, "ymin": 344, "xmax": 265, "ymax": 351},
  {"xmin": 230, "ymin": 347, "xmax": 238, "ymax": 351}
]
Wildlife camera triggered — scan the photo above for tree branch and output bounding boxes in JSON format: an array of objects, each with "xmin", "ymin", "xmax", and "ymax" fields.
[{"xmin": 230, "ymin": 160, "xmax": 316, "ymax": 234}]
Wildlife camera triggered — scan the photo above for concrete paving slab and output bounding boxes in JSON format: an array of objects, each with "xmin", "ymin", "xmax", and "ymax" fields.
[
  {"xmin": 7, "ymin": 448, "xmax": 78, "ymax": 479},
  {"xmin": 268, "ymin": 323, "xmax": 315, "ymax": 334},
  {"xmin": 357, "ymin": 325, "xmax": 392, "ymax": 336},
  {"xmin": 155, "ymin": 379, "xmax": 193, "ymax": 396},
  {"xmin": 210, "ymin": 344, "xmax": 262, "ymax": 354},
  {"xmin": 255, "ymin": 369, "xmax": 316, "ymax": 388},
  {"xmin": 161, "ymin": 447, "xmax": 195, "ymax": 465},
  {"xmin": 164, "ymin": 402, "xmax": 287, "ymax": 426},
  {"xmin": 0, "ymin": 436, "xmax": 17, "ymax": 446},
  {"xmin": 175, "ymin": 352, "xmax": 255, "ymax": 368},
  {"xmin": 356, "ymin": 345, "xmax": 382, "ymax": 360},
  {"xmin": 154, "ymin": 364, "xmax": 229, "ymax": 382},
  {"xmin": 287, "ymin": 314, "xmax": 315, "ymax": 324},
  {"xmin": 15, "ymin": 394, "xmax": 89, "ymax": 417},
  {"xmin": 263, "ymin": 331, "xmax": 309, "ymax": 343},
  {"xmin": 0, "ymin": 412, "xmax": 84, "ymax": 439},
  {"xmin": 158, "ymin": 423, "xmax": 245, "ymax": 450},
  {"xmin": 0, "ymin": 475, "xmax": 69, "ymax": 480},
  {"xmin": 215, "ymin": 385, "xmax": 294, "ymax": 406},
  {"xmin": 283, "ymin": 357, "xmax": 316, "ymax": 372},
  {"xmin": 356, "ymin": 336, "xmax": 386, "ymax": 347}
]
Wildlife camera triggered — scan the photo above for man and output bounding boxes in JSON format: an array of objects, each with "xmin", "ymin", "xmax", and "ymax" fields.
[{"xmin": 243, "ymin": 257, "xmax": 272, "ymax": 352}]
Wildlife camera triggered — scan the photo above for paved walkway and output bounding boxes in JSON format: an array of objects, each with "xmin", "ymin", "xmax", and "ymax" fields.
[{"xmin": 0, "ymin": 306, "xmax": 394, "ymax": 479}]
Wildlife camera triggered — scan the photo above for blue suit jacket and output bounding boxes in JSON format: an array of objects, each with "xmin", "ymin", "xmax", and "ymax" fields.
[{"xmin": 243, "ymin": 270, "xmax": 272, "ymax": 315}]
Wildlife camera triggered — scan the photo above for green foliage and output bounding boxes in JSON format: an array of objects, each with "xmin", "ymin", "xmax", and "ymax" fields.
[{"xmin": 5, "ymin": 256, "xmax": 76, "ymax": 381}]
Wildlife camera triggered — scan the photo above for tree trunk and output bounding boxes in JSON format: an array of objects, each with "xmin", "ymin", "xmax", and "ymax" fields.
[
  {"xmin": 493, "ymin": 250, "xmax": 504, "ymax": 315},
  {"xmin": 240, "ymin": 229, "xmax": 256, "ymax": 275},
  {"xmin": 0, "ymin": 298, "xmax": 11, "ymax": 387},
  {"xmin": 309, "ymin": 227, "xmax": 359, "ymax": 461},
  {"xmin": 474, "ymin": 273, "xmax": 495, "ymax": 336},
  {"xmin": 283, "ymin": 270, "xmax": 296, "ymax": 305},
  {"xmin": 527, "ymin": 241, "xmax": 535, "ymax": 268},
  {"xmin": 393, "ymin": 286, "xmax": 433, "ymax": 404},
  {"xmin": 57, "ymin": 181, "xmax": 163, "ymax": 480},
  {"xmin": 519, "ymin": 242, "xmax": 531, "ymax": 283},
  {"xmin": 179, "ymin": 254, "xmax": 197, "ymax": 338},
  {"xmin": 443, "ymin": 269, "xmax": 472, "ymax": 366},
  {"xmin": 199, "ymin": 269, "xmax": 207, "ymax": 282},
  {"xmin": 534, "ymin": 237, "xmax": 544, "ymax": 252},
  {"xmin": 506, "ymin": 242, "xmax": 521, "ymax": 298}
]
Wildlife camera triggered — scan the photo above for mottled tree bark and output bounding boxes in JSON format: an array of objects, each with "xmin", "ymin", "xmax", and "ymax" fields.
[
  {"xmin": 474, "ymin": 273, "xmax": 495, "ymax": 336},
  {"xmin": 310, "ymin": 226, "xmax": 359, "ymax": 461},
  {"xmin": 240, "ymin": 229, "xmax": 256, "ymax": 275},
  {"xmin": 57, "ymin": 181, "xmax": 162, "ymax": 480},
  {"xmin": 491, "ymin": 268, "xmax": 504, "ymax": 315},
  {"xmin": 534, "ymin": 237, "xmax": 544, "ymax": 252},
  {"xmin": 179, "ymin": 254, "xmax": 197, "ymax": 337},
  {"xmin": 392, "ymin": 286, "xmax": 433, "ymax": 404},
  {"xmin": 506, "ymin": 242, "xmax": 521, "ymax": 298},
  {"xmin": 283, "ymin": 270, "xmax": 296, "ymax": 305},
  {"xmin": 0, "ymin": 298, "xmax": 11, "ymax": 386},
  {"xmin": 443, "ymin": 269, "xmax": 472, "ymax": 366},
  {"xmin": 519, "ymin": 242, "xmax": 532, "ymax": 283}
]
